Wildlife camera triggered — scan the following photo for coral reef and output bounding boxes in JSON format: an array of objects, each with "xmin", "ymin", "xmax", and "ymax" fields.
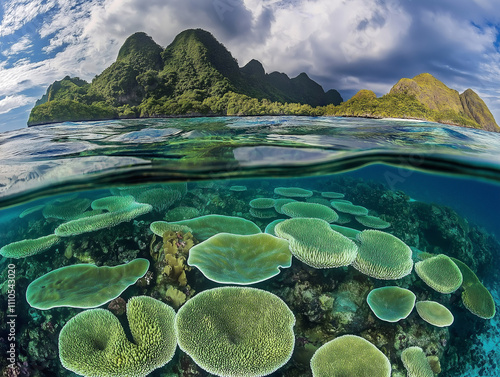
[{"xmin": 0, "ymin": 174, "xmax": 498, "ymax": 377}]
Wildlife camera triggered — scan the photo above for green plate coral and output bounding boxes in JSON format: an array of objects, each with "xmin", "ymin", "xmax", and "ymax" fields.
[
  {"xmin": 171, "ymin": 214, "xmax": 261, "ymax": 241},
  {"xmin": 415, "ymin": 254, "xmax": 463, "ymax": 293},
  {"xmin": 137, "ymin": 187, "xmax": 182, "ymax": 212},
  {"xmin": 55, "ymin": 200, "xmax": 152, "ymax": 236},
  {"xmin": 449, "ymin": 257, "xmax": 480, "ymax": 287},
  {"xmin": 310, "ymin": 334, "xmax": 391, "ymax": 377},
  {"xmin": 274, "ymin": 186, "xmax": 313, "ymax": 198},
  {"xmin": 59, "ymin": 296, "xmax": 177, "ymax": 377},
  {"xmin": 306, "ymin": 197, "xmax": 332, "ymax": 207},
  {"xmin": 249, "ymin": 197, "xmax": 276, "ymax": 209},
  {"xmin": 150, "ymin": 221, "xmax": 192, "ymax": 236},
  {"xmin": 437, "ymin": 257, "xmax": 495, "ymax": 319},
  {"xmin": 175, "ymin": 286, "xmax": 295, "ymax": 377},
  {"xmin": 0, "ymin": 234, "xmax": 60, "ymax": 259},
  {"xmin": 330, "ymin": 201, "xmax": 369, "ymax": 216},
  {"xmin": 265, "ymin": 219, "xmax": 285, "ymax": 236},
  {"xmin": 336, "ymin": 212, "xmax": 353, "ymax": 224},
  {"xmin": 352, "ymin": 230, "xmax": 413, "ymax": 280},
  {"xmin": 415, "ymin": 301, "xmax": 454, "ymax": 327},
  {"xmin": 274, "ymin": 198, "xmax": 297, "ymax": 214},
  {"xmin": 91, "ymin": 195, "xmax": 135, "ymax": 211},
  {"xmin": 355, "ymin": 215, "xmax": 391, "ymax": 229},
  {"xmin": 249, "ymin": 207, "xmax": 277, "ymax": 219},
  {"xmin": 462, "ymin": 283, "xmax": 496, "ymax": 319},
  {"xmin": 229, "ymin": 185, "xmax": 247, "ymax": 192},
  {"xmin": 281, "ymin": 202, "xmax": 339, "ymax": 223},
  {"xmin": 275, "ymin": 218, "xmax": 358, "ymax": 268},
  {"xmin": 26, "ymin": 259, "xmax": 150, "ymax": 310},
  {"xmin": 19, "ymin": 204, "xmax": 45, "ymax": 218},
  {"xmin": 165, "ymin": 206, "xmax": 200, "ymax": 221},
  {"xmin": 329, "ymin": 224, "xmax": 361, "ymax": 240},
  {"xmin": 321, "ymin": 191, "xmax": 345, "ymax": 199},
  {"xmin": 188, "ymin": 233, "xmax": 292, "ymax": 284},
  {"xmin": 43, "ymin": 197, "xmax": 91, "ymax": 220},
  {"xmin": 367, "ymin": 286, "xmax": 416, "ymax": 322}
]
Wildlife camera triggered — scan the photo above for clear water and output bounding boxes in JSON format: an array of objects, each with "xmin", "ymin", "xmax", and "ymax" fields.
[{"xmin": 0, "ymin": 116, "xmax": 499, "ymax": 377}]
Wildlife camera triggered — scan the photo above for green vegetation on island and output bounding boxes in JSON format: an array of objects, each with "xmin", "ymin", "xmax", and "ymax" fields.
[
  {"xmin": 323, "ymin": 89, "xmax": 484, "ymax": 129},
  {"xmin": 29, "ymin": 29, "xmax": 338, "ymax": 125},
  {"xmin": 28, "ymin": 29, "xmax": 499, "ymax": 132}
]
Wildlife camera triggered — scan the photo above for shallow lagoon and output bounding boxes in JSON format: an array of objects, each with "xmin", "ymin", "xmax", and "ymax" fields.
[{"xmin": 0, "ymin": 116, "xmax": 499, "ymax": 377}]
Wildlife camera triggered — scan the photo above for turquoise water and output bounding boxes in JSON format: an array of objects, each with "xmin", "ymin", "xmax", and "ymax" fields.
[{"xmin": 0, "ymin": 116, "xmax": 499, "ymax": 376}]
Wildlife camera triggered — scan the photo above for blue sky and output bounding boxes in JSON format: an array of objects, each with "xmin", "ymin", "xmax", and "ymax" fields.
[{"xmin": 0, "ymin": 0, "xmax": 500, "ymax": 132}]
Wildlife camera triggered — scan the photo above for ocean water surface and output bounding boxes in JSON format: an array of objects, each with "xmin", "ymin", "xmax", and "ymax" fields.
[{"xmin": 0, "ymin": 116, "xmax": 499, "ymax": 377}]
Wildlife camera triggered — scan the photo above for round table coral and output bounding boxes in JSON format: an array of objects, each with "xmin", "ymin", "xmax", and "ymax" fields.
[
  {"xmin": 415, "ymin": 254, "xmax": 463, "ymax": 293},
  {"xmin": 172, "ymin": 214, "xmax": 261, "ymax": 241},
  {"xmin": 330, "ymin": 201, "xmax": 369, "ymax": 216},
  {"xmin": 415, "ymin": 301, "xmax": 454, "ymax": 327},
  {"xmin": 310, "ymin": 334, "xmax": 391, "ymax": 377},
  {"xmin": 275, "ymin": 218, "xmax": 358, "ymax": 268},
  {"xmin": 249, "ymin": 197, "xmax": 276, "ymax": 209},
  {"xmin": 274, "ymin": 186, "xmax": 313, "ymax": 198},
  {"xmin": 188, "ymin": 232, "xmax": 292, "ymax": 284},
  {"xmin": 281, "ymin": 201, "xmax": 339, "ymax": 223},
  {"xmin": 355, "ymin": 214, "xmax": 391, "ymax": 229},
  {"xmin": 367, "ymin": 286, "xmax": 416, "ymax": 322},
  {"xmin": 175, "ymin": 286, "xmax": 296, "ymax": 377},
  {"xmin": 352, "ymin": 230, "xmax": 413, "ymax": 280}
]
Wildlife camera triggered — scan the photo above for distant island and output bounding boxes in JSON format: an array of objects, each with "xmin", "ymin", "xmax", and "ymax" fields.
[{"xmin": 28, "ymin": 29, "xmax": 499, "ymax": 132}]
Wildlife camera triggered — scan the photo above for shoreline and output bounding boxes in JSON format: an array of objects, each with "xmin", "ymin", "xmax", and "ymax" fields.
[
  {"xmin": 26, "ymin": 113, "xmax": 430, "ymax": 127},
  {"xmin": 27, "ymin": 113, "xmax": 225, "ymax": 127},
  {"xmin": 26, "ymin": 113, "xmax": 492, "ymax": 132},
  {"xmin": 380, "ymin": 117, "xmax": 427, "ymax": 123}
]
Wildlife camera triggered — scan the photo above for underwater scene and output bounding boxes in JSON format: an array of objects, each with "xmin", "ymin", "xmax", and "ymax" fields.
[{"xmin": 0, "ymin": 116, "xmax": 499, "ymax": 377}]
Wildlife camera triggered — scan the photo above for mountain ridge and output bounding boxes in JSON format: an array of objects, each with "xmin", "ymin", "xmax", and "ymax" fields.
[
  {"xmin": 28, "ymin": 29, "xmax": 498, "ymax": 132},
  {"xmin": 29, "ymin": 29, "xmax": 343, "ymax": 125}
]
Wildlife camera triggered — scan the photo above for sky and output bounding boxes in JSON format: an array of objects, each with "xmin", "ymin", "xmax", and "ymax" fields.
[{"xmin": 0, "ymin": 0, "xmax": 500, "ymax": 131}]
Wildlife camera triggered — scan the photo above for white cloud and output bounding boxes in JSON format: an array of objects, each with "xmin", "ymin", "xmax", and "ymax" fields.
[
  {"xmin": 2, "ymin": 35, "xmax": 33, "ymax": 55},
  {"xmin": 420, "ymin": 10, "xmax": 496, "ymax": 54},
  {"xmin": 232, "ymin": 0, "xmax": 412, "ymax": 78},
  {"xmin": 0, "ymin": 94, "xmax": 36, "ymax": 114},
  {"xmin": 0, "ymin": 0, "xmax": 57, "ymax": 37},
  {"xmin": 39, "ymin": 0, "xmax": 100, "ymax": 53},
  {"xmin": 476, "ymin": 53, "xmax": 500, "ymax": 123},
  {"xmin": 0, "ymin": 0, "xmax": 108, "ymax": 98}
]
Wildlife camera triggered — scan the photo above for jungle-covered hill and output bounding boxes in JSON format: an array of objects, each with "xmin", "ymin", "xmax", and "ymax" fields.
[
  {"xmin": 324, "ymin": 73, "xmax": 499, "ymax": 132},
  {"xmin": 28, "ymin": 29, "xmax": 342, "ymax": 125},
  {"xmin": 28, "ymin": 29, "xmax": 499, "ymax": 132}
]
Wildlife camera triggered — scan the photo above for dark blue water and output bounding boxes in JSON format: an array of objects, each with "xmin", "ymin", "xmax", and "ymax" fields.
[{"xmin": 346, "ymin": 164, "xmax": 500, "ymax": 239}]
